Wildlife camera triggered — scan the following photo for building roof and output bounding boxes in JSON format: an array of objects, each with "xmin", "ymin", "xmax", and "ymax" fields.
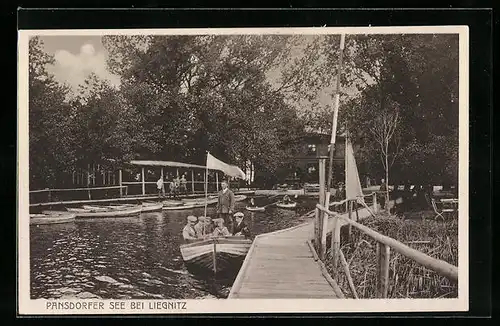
[{"xmin": 129, "ymin": 160, "xmax": 210, "ymax": 170}]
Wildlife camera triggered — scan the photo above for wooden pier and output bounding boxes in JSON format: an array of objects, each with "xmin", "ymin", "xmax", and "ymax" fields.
[{"xmin": 228, "ymin": 206, "xmax": 373, "ymax": 299}]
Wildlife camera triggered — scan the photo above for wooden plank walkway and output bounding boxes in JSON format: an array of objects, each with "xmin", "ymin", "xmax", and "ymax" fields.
[{"xmin": 228, "ymin": 206, "xmax": 374, "ymax": 299}]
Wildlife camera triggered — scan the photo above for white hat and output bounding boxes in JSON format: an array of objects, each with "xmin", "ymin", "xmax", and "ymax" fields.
[
  {"xmin": 234, "ymin": 212, "xmax": 244, "ymax": 217},
  {"xmin": 187, "ymin": 215, "xmax": 197, "ymax": 222}
]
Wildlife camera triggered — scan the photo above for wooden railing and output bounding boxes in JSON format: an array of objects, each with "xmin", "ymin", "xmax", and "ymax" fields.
[
  {"xmin": 29, "ymin": 185, "xmax": 128, "ymax": 204},
  {"xmin": 314, "ymin": 201, "xmax": 458, "ymax": 298}
]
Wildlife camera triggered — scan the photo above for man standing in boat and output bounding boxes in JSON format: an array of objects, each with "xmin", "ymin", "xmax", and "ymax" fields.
[
  {"xmin": 182, "ymin": 215, "xmax": 198, "ymax": 241},
  {"xmin": 216, "ymin": 180, "xmax": 236, "ymax": 233}
]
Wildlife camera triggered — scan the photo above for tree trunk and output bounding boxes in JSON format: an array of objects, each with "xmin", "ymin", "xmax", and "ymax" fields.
[{"xmin": 385, "ymin": 146, "xmax": 390, "ymax": 213}]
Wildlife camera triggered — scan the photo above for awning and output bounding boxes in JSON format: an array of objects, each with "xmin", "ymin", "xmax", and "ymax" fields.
[{"xmin": 129, "ymin": 160, "xmax": 211, "ymax": 170}]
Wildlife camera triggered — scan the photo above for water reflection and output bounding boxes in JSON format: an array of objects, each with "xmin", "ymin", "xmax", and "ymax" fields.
[{"xmin": 30, "ymin": 197, "xmax": 316, "ymax": 299}]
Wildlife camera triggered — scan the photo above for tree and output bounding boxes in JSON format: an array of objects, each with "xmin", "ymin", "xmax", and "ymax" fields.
[
  {"xmin": 369, "ymin": 103, "xmax": 401, "ymax": 209},
  {"xmin": 29, "ymin": 36, "xmax": 76, "ymax": 188}
]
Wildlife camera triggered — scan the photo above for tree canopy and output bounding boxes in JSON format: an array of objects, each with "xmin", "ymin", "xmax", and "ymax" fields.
[{"xmin": 28, "ymin": 33, "xmax": 459, "ymax": 189}]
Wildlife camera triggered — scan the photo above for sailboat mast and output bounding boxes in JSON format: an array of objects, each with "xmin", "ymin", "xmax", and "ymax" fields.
[{"xmin": 325, "ymin": 34, "xmax": 346, "ymax": 207}]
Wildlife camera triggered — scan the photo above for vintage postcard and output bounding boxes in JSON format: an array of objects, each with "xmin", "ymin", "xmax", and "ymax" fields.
[{"xmin": 18, "ymin": 26, "xmax": 469, "ymax": 315}]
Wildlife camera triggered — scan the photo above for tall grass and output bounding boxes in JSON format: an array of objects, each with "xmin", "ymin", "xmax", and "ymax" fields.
[{"xmin": 324, "ymin": 213, "xmax": 458, "ymax": 299}]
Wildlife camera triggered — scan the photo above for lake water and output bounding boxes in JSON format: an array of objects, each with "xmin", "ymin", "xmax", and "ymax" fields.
[{"xmin": 30, "ymin": 196, "xmax": 317, "ymax": 300}]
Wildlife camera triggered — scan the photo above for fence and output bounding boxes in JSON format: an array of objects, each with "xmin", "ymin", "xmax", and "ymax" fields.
[
  {"xmin": 313, "ymin": 197, "xmax": 458, "ymax": 298},
  {"xmin": 29, "ymin": 185, "xmax": 128, "ymax": 204}
]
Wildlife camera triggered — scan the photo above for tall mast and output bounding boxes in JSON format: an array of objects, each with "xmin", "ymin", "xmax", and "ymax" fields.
[{"xmin": 324, "ymin": 34, "xmax": 346, "ymax": 207}]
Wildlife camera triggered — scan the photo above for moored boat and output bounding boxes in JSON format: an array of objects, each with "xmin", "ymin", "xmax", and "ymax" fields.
[
  {"xmin": 180, "ymin": 236, "xmax": 252, "ymax": 277},
  {"xmin": 276, "ymin": 201, "xmax": 297, "ymax": 209},
  {"xmin": 30, "ymin": 211, "xmax": 76, "ymax": 225},
  {"xmin": 141, "ymin": 201, "xmax": 163, "ymax": 213},
  {"xmin": 163, "ymin": 195, "xmax": 247, "ymax": 211},
  {"xmin": 245, "ymin": 206, "xmax": 265, "ymax": 212},
  {"xmin": 68, "ymin": 205, "xmax": 142, "ymax": 218}
]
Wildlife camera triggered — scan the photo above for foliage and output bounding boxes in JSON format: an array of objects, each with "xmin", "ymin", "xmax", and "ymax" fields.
[{"xmin": 326, "ymin": 214, "xmax": 458, "ymax": 299}]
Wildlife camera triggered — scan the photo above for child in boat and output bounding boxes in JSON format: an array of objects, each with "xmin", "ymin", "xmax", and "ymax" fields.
[
  {"xmin": 211, "ymin": 218, "xmax": 231, "ymax": 237},
  {"xmin": 204, "ymin": 216, "xmax": 214, "ymax": 235},
  {"xmin": 194, "ymin": 216, "xmax": 206, "ymax": 238},
  {"xmin": 233, "ymin": 212, "xmax": 251, "ymax": 238},
  {"xmin": 182, "ymin": 215, "xmax": 198, "ymax": 241}
]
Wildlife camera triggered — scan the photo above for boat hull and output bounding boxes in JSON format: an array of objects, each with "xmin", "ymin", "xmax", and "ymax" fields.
[
  {"xmin": 276, "ymin": 202, "xmax": 297, "ymax": 209},
  {"xmin": 246, "ymin": 206, "xmax": 265, "ymax": 212},
  {"xmin": 30, "ymin": 212, "xmax": 76, "ymax": 225},
  {"xmin": 141, "ymin": 202, "xmax": 164, "ymax": 213},
  {"xmin": 72, "ymin": 206, "xmax": 143, "ymax": 218},
  {"xmin": 163, "ymin": 195, "xmax": 247, "ymax": 211},
  {"xmin": 180, "ymin": 237, "xmax": 252, "ymax": 277}
]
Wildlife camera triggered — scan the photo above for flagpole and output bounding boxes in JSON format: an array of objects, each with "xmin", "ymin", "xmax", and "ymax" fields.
[
  {"xmin": 204, "ymin": 151, "xmax": 209, "ymax": 218},
  {"xmin": 325, "ymin": 34, "xmax": 346, "ymax": 209}
]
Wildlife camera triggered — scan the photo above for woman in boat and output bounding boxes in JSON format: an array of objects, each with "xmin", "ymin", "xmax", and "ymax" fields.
[
  {"xmin": 194, "ymin": 216, "xmax": 206, "ymax": 238},
  {"xmin": 211, "ymin": 218, "xmax": 231, "ymax": 237},
  {"xmin": 182, "ymin": 215, "xmax": 198, "ymax": 241},
  {"xmin": 233, "ymin": 212, "xmax": 251, "ymax": 238}
]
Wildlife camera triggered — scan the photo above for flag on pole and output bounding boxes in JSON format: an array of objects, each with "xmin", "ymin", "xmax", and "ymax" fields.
[
  {"xmin": 206, "ymin": 153, "xmax": 246, "ymax": 180},
  {"xmin": 345, "ymin": 139, "xmax": 364, "ymax": 202}
]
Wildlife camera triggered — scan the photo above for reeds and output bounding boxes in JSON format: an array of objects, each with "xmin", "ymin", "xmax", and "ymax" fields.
[{"xmin": 325, "ymin": 213, "xmax": 458, "ymax": 299}]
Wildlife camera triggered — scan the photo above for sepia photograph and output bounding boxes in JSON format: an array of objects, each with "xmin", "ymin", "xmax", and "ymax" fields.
[{"xmin": 18, "ymin": 26, "xmax": 468, "ymax": 314}]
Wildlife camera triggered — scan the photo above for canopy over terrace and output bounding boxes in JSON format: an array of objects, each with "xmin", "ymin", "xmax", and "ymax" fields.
[{"xmin": 125, "ymin": 160, "xmax": 226, "ymax": 196}]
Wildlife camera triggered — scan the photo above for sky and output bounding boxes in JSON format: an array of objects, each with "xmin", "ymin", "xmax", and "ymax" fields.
[
  {"xmin": 38, "ymin": 35, "xmax": 351, "ymax": 109},
  {"xmin": 40, "ymin": 35, "xmax": 121, "ymax": 93}
]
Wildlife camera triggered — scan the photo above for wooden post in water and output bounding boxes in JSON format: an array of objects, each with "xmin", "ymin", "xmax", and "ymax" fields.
[
  {"xmin": 318, "ymin": 158, "xmax": 327, "ymax": 260},
  {"xmin": 191, "ymin": 170, "xmax": 195, "ymax": 194},
  {"xmin": 376, "ymin": 242, "xmax": 391, "ymax": 298},
  {"xmin": 141, "ymin": 167, "xmax": 146, "ymax": 195},
  {"xmin": 119, "ymin": 169, "xmax": 123, "ymax": 197},
  {"xmin": 373, "ymin": 192, "xmax": 378, "ymax": 213},
  {"xmin": 216, "ymin": 172, "xmax": 219, "ymax": 191}
]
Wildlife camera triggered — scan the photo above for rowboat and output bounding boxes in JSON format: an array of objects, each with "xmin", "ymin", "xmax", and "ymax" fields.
[
  {"xmin": 276, "ymin": 201, "xmax": 297, "ymax": 209},
  {"xmin": 245, "ymin": 206, "xmax": 265, "ymax": 212},
  {"xmin": 30, "ymin": 211, "xmax": 76, "ymax": 225},
  {"xmin": 180, "ymin": 236, "xmax": 252, "ymax": 277},
  {"xmin": 141, "ymin": 201, "xmax": 164, "ymax": 213},
  {"xmin": 163, "ymin": 195, "xmax": 247, "ymax": 211},
  {"xmin": 67, "ymin": 205, "xmax": 143, "ymax": 218}
]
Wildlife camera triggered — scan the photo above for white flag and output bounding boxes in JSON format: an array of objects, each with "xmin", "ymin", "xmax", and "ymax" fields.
[
  {"xmin": 206, "ymin": 153, "xmax": 246, "ymax": 180},
  {"xmin": 345, "ymin": 139, "xmax": 364, "ymax": 201}
]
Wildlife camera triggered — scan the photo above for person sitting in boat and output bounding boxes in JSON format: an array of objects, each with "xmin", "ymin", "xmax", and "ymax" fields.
[
  {"xmin": 233, "ymin": 212, "xmax": 251, "ymax": 238},
  {"xmin": 182, "ymin": 215, "xmax": 198, "ymax": 241},
  {"xmin": 211, "ymin": 218, "xmax": 231, "ymax": 238},
  {"xmin": 204, "ymin": 216, "xmax": 214, "ymax": 235},
  {"xmin": 194, "ymin": 216, "xmax": 206, "ymax": 238},
  {"xmin": 282, "ymin": 195, "xmax": 291, "ymax": 203},
  {"xmin": 249, "ymin": 198, "xmax": 256, "ymax": 207}
]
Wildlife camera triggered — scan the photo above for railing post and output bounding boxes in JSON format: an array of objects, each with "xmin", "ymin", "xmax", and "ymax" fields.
[
  {"xmin": 373, "ymin": 192, "xmax": 378, "ymax": 213},
  {"xmin": 318, "ymin": 158, "xmax": 327, "ymax": 261},
  {"xmin": 332, "ymin": 215, "xmax": 340, "ymax": 270},
  {"xmin": 119, "ymin": 169, "xmax": 123, "ymax": 197},
  {"xmin": 376, "ymin": 242, "xmax": 390, "ymax": 298},
  {"xmin": 191, "ymin": 170, "xmax": 195, "ymax": 194},
  {"xmin": 141, "ymin": 167, "xmax": 146, "ymax": 195},
  {"xmin": 47, "ymin": 189, "xmax": 52, "ymax": 202},
  {"xmin": 314, "ymin": 207, "xmax": 320, "ymax": 252}
]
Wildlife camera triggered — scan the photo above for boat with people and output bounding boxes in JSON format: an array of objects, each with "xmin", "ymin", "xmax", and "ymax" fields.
[
  {"xmin": 180, "ymin": 235, "xmax": 252, "ymax": 277},
  {"xmin": 67, "ymin": 204, "xmax": 143, "ymax": 218},
  {"xmin": 30, "ymin": 211, "xmax": 76, "ymax": 225}
]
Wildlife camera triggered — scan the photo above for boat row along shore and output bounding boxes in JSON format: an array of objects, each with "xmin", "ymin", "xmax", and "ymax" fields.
[{"xmin": 29, "ymin": 195, "xmax": 248, "ymax": 225}]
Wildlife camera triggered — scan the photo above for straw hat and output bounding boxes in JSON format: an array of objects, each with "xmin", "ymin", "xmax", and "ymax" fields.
[
  {"xmin": 187, "ymin": 215, "xmax": 197, "ymax": 222},
  {"xmin": 234, "ymin": 212, "xmax": 244, "ymax": 218},
  {"xmin": 213, "ymin": 218, "xmax": 224, "ymax": 224},
  {"xmin": 197, "ymin": 216, "xmax": 206, "ymax": 221}
]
